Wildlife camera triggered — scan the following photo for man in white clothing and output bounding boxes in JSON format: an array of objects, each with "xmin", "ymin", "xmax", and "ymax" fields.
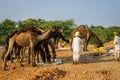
[
  {"xmin": 71, "ymin": 31, "xmax": 83, "ymax": 64},
  {"xmin": 113, "ymin": 31, "xmax": 120, "ymax": 61}
]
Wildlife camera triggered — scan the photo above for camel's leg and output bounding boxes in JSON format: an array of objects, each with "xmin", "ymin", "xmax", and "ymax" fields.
[
  {"xmin": 30, "ymin": 38, "xmax": 36, "ymax": 66},
  {"xmin": 17, "ymin": 54, "xmax": 23, "ymax": 67},
  {"xmin": 14, "ymin": 45, "xmax": 22, "ymax": 66},
  {"xmin": 31, "ymin": 49, "xmax": 35, "ymax": 66},
  {"xmin": 28, "ymin": 47, "xmax": 30, "ymax": 64},
  {"xmin": 36, "ymin": 51, "xmax": 40, "ymax": 63},
  {"xmin": 83, "ymin": 39, "xmax": 87, "ymax": 51},
  {"xmin": 56, "ymin": 38, "xmax": 59, "ymax": 49},
  {"xmin": 34, "ymin": 45, "xmax": 40, "ymax": 63},
  {"xmin": 19, "ymin": 58, "xmax": 24, "ymax": 67},
  {"xmin": 36, "ymin": 52, "xmax": 39, "ymax": 63},
  {"xmin": 48, "ymin": 40, "xmax": 56, "ymax": 62},
  {"xmin": 34, "ymin": 47, "xmax": 40, "ymax": 63},
  {"xmin": 54, "ymin": 38, "xmax": 58, "ymax": 49},
  {"xmin": 10, "ymin": 52, "xmax": 13, "ymax": 63},
  {"xmin": 20, "ymin": 48, "xmax": 24, "ymax": 62},
  {"xmin": 39, "ymin": 45, "xmax": 46, "ymax": 63},
  {"xmin": 25, "ymin": 47, "xmax": 31, "ymax": 64},
  {"xmin": 83, "ymin": 36, "xmax": 91, "ymax": 51},
  {"xmin": 43, "ymin": 42, "xmax": 51, "ymax": 63},
  {"xmin": 3, "ymin": 40, "xmax": 14, "ymax": 70},
  {"xmin": 19, "ymin": 47, "xmax": 24, "ymax": 67},
  {"xmin": 31, "ymin": 46, "xmax": 35, "ymax": 67}
]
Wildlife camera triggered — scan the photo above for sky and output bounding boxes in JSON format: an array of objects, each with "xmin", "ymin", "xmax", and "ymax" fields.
[{"xmin": 0, "ymin": 0, "xmax": 120, "ymax": 27}]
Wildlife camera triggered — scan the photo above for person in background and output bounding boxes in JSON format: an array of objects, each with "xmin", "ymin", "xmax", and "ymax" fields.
[
  {"xmin": 113, "ymin": 31, "xmax": 120, "ymax": 61},
  {"xmin": 71, "ymin": 31, "xmax": 83, "ymax": 64}
]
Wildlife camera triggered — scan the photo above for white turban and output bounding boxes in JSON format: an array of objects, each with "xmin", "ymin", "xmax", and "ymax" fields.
[{"xmin": 75, "ymin": 31, "xmax": 80, "ymax": 37}]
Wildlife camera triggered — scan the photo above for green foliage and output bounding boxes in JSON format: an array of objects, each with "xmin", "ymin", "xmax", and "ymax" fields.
[
  {"xmin": 0, "ymin": 36, "xmax": 6, "ymax": 44},
  {"xmin": 0, "ymin": 19, "xmax": 17, "ymax": 35},
  {"xmin": 0, "ymin": 18, "xmax": 74, "ymax": 44},
  {"xmin": 0, "ymin": 18, "xmax": 120, "ymax": 45},
  {"xmin": 89, "ymin": 25, "xmax": 120, "ymax": 44},
  {"xmin": 90, "ymin": 25, "xmax": 107, "ymax": 44}
]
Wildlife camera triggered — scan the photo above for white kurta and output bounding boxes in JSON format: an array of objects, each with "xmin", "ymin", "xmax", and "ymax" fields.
[
  {"xmin": 72, "ymin": 37, "xmax": 83, "ymax": 52},
  {"xmin": 113, "ymin": 36, "xmax": 120, "ymax": 59},
  {"xmin": 72, "ymin": 37, "xmax": 83, "ymax": 62}
]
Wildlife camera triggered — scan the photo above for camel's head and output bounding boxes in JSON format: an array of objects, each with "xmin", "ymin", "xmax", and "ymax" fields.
[
  {"xmin": 50, "ymin": 26, "xmax": 58, "ymax": 32},
  {"xmin": 37, "ymin": 27, "xmax": 45, "ymax": 33},
  {"xmin": 57, "ymin": 26, "xmax": 64, "ymax": 33}
]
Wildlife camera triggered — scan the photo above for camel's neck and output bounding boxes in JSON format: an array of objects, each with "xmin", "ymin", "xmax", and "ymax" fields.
[
  {"xmin": 38, "ymin": 28, "xmax": 45, "ymax": 33},
  {"xmin": 92, "ymin": 33, "xmax": 103, "ymax": 47},
  {"xmin": 37, "ymin": 29, "xmax": 52, "ymax": 41}
]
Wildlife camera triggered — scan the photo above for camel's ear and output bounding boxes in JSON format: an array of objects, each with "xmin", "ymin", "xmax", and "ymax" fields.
[
  {"xmin": 59, "ymin": 26, "xmax": 64, "ymax": 32},
  {"xmin": 59, "ymin": 26, "xmax": 63, "ymax": 30},
  {"xmin": 61, "ymin": 26, "xmax": 64, "ymax": 29},
  {"xmin": 51, "ymin": 26, "xmax": 57, "ymax": 31},
  {"xmin": 52, "ymin": 26, "xmax": 56, "ymax": 29}
]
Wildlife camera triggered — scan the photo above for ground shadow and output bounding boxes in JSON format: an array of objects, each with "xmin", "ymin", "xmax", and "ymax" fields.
[{"xmin": 56, "ymin": 49, "xmax": 116, "ymax": 65}]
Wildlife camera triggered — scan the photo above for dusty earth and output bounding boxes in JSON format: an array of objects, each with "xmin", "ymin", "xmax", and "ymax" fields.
[{"xmin": 0, "ymin": 43, "xmax": 120, "ymax": 80}]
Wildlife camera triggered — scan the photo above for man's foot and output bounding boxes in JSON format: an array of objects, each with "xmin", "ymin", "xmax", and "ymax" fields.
[
  {"xmin": 73, "ymin": 61, "xmax": 77, "ymax": 64},
  {"xmin": 75, "ymin": 61, "xmax": 79, "ymax": 64},
  {"xmin": 72, "ymin": 61, "xmax": 79, "ymax": 64},
  {"xmin": 72, "ymin": 61, "xmax": 75, "ymax": 64}
]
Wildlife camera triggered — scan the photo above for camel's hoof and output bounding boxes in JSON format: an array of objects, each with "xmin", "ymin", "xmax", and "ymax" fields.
[
  {"xmin": 28, "ymin": 62, "xmax": 30, "ymax": 64},
  {"xmin": 11, "ymin": 61, "xmax": 13, "ymax": 63},
  {"xmin": 3, "ymin": 67, "xmax": 7, "ymax": 71},
  {"xmin": 52, "ymin": 60, "xmax": 55, "ymax": 62},
  {"xmin": 48, "ymin": 61, "xmax": 51, "ymax": 64},
  {"xmin": 12, "ymin": 66, "xmax": 16, "ymax": 69},
  {"xmin": 20, "ymin": 64, "xmax": 24, "ymax": 67},
  {"xmin": 32, "ymin": 64, "xmax": 36, "ymax": 67},
  {"xmin": 83, "ymin": 50, "xmax": 88, "ymax": 51},
  {"xmin": 51, "ymin": 58, "xmax": 54, "ymax": 62},
  {"xmin": 43, "ymin": 60, "xmax": 46, "ymax": 63}
]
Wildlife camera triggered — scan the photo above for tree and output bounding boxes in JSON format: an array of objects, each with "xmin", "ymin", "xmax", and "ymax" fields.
[{"xmin": 0, "ymin": 19, "xmax": 17, "ymax": 44}]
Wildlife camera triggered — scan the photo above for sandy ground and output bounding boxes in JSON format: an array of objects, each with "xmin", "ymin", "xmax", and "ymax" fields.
[{"xmin": 0, "ymin": 45, "xmax": 120, "ymax": 80}]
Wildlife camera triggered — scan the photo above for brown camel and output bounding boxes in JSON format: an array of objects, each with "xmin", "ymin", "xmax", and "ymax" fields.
[
  {"xmin": 71, "ymin": 25, "xmax": 103, "ymax": 51},
  {"xmin": 4, "ymin": 30, "xmax": 22, "ymax": 63},
  {"xmin": 48, "ymin": 26, "xmax": 69, "ymax": 49},
  {"xmin": 37, "ymin": 27, "xmax": 56, "ymax": 62},
  {"xmin": 3, "ymin": 26, "xmax": 57, "ymax": 70},
  {"xmin": 4, "ymin": 27, "xmax": 43, "ymax": 65},
  {"xmin": 39, "ymin": 26, "xmax": 69, "ymax": 49}
]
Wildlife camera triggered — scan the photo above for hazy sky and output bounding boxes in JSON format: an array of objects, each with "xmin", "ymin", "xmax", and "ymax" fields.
[{"xmin": 0, "ymin": 0, "xmax": 120, "ymax": 27}]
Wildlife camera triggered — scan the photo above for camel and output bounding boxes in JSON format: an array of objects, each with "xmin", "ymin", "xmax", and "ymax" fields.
[
  {"xmin": 3, "ymin": 26, "xmax": 57, "ymax": 70},
  {"xmin": 5, "ymin": 28, "xmax": 43, "ymax": 64},
  {"xmin": 71, "ymin": 25, "xmax": 103, "ymax": 51},
  {"xmin": 5, "ymin": 27, "xmax": 56, "ymax": 65},
  {"xmin": 37, "ymin": 26, "xmax": 68, "ymax": 49},
  {"xmin": 4, "ymin": 28, "xmax": 40, "ymax": 64},
  {"xmin": 4, "ymin": 30, "xmax": 21, "ymax": 62},
  {"xmin": 37, "ymin": 27, "xmax": 56, "ymax": 62},
  {"xmin": 51, "ymin": 26, "xmax": 69, "ymax": 49}
]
